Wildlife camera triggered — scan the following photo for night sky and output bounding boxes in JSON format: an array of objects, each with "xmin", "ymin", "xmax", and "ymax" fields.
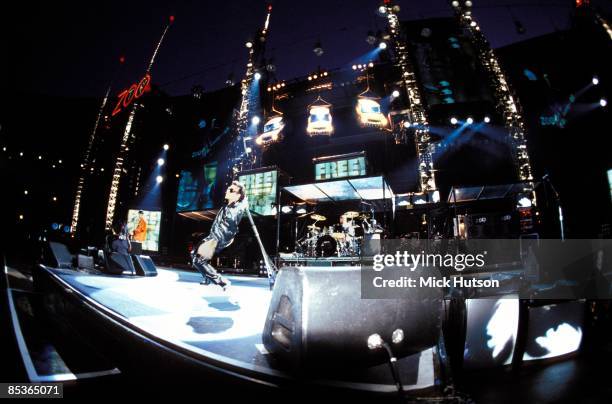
[{"xmin": 8, "ymin": 0, "xmax": 611, "ymax": 97}]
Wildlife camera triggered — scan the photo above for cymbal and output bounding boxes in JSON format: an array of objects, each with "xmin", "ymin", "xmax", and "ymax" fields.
[
  {"xmin": 307, "ymin": 224, "xmax": 321, "ymax": 230},
  {"xmin": 343, "ymin": 211, "xmax": 360, "ymax": 219},
  {"xmin": 310, "ymin": 214, "xmax": 326, "ymax": 221}
]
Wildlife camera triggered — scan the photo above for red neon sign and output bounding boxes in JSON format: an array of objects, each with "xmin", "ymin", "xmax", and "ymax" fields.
[{"xmin": 112, "ymin": 74, "xmax": 152, "ymax": 116}]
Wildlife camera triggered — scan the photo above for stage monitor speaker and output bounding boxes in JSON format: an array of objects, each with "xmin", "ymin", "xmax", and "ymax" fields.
[
  {"xmin": 131, "ymin": 255, "xmax": 158, "ymax": 277},
  {"xmin": 45, "ymin": 242, "xmax": 74, "ymax": 269},
  {"xmin": 130, "ymin": 242, "xmax": 143, "ymax": 255},
  {"xmin": 263, "ymin": 266, "xmax": 442, "ymax": 369}
]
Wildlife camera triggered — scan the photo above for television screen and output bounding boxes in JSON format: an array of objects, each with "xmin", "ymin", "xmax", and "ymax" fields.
[
  {"xmin": 315, "ymin": 156, "xmax": 366, "ymax": 181},
  {"xmin": 127, "ymin": 209, "xmax": 162, "ymax": 251},
  {"xmin": 176, "ymin": 162, "xmax": 218, "ymax": 212},
  {"xmin": 238, "ymin": 169, "xmax": 277, "ymax": 216}
]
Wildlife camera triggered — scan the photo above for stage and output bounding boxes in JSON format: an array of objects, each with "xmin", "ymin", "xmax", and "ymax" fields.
[{"xmin": 30, "ymin": 265, "xmax": 438, "ymax": 395}]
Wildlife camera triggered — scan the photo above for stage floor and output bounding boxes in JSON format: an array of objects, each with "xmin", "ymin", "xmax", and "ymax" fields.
[{"xmin": 44, "ymin": 266, "xmax": 435, "ymax": 392}]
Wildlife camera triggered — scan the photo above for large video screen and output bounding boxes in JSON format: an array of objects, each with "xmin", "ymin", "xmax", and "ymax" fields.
[
  {"xmin": 127, "ymin": 209, "xmax": 162, "ymax": 251},
  {"xmin": 176, "ymin": 162, "xmax": 218, "ymax": 212},
  {"xmin": 238, "ymin": 169, "xmax": 277, "ymax": 216},
  {"xmin": 315, "ymin": 156, "xmax": 366, "ymax": 181}
]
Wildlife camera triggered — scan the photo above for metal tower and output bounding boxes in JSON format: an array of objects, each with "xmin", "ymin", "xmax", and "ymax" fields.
[
  {"xmin": 227, "ymin": 4, "xmax": 272, "ymax": 179},
  {"xmin": 380, "ymin": 1, "xmax": 437, "ymax": 194},
  {"xmin": 104, "ymin": 17, "xmax": 173, "ymax": 230},
  {"xmin": 449, "ymin": 1, "xmax": 535, "ymax": 188}
]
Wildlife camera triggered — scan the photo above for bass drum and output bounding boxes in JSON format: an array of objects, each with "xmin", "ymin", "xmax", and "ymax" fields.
[{"xmin": 315, "ymin": 235, "xmax": 337, "ymax": 257}]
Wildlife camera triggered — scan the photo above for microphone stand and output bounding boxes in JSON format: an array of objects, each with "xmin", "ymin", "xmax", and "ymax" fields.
[{"xmin": 542, "ymin": 174, "xmax": 565, "ymax": 240}]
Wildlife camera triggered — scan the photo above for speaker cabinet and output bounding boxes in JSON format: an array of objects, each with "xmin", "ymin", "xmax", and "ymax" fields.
[
  {"xmin": 131, "ymin": 255, "xmax": 158, "ymax": 277},
  {"xmin": 263, "ymin": 266, "xmax": 442, "ymax": 369}
]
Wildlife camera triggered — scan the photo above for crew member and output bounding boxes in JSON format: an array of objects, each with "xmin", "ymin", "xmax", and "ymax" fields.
[{"xmin": 192, "ymin": 181, "xmax": 248, "ymax": 291}]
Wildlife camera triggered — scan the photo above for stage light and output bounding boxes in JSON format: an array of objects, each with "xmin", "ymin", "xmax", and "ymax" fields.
[
  {"xmin": 156, "ymin": 175, "xmax": 163, "ymax": 184},
  {"xmin": 245, "ymin": 40, "xmax": 253, "ymax": 48},
  {"xmin": 518, "ymin": 197, "xmax": 532, "ymax": 208},
  {"xmin": 175, "ymin": 173, "xmax": 180, "ymax": 178},
  {"xmin": 484, "ymin": 116, "xmax": 491, "ymax": 123},
  {"xmin": 466, "ymin": 117, "xmax": 474, "ymax": 124},
  {"xmin": 58, "ymin": 160, "xmax": 62, "ymax": 164},
  {"xmin": 378, "ymin": 41, "xmax": 387, "ymax": 50},
  {"xmin": 100, "ymin": 167, "xmax": 104, "ymax": 172},
  {"xmin": 403, "ymin": 121, "xmax": 411, "ymax": 128},
  {"xmin": 38, "ymin": 155, "xmax": 42, "ymax": 160},
  {"xmin": 366, "ymin": 31, "xmax": 377, "ymax": 45},
  {"xmin": 19, "ymin": 214, "xmax": 24, "ymax": 220},
  {"xmin": 245, "ymin": 147, "xmax": 252, "ymax": 154},
  {"xmin": 392, "ymin": 329, "xmax": 404, "ymax": 344},
  {"xmin": 452, "ymin": 0, "xmax": 460, "ymax": 7},
  {"xmin": 352, "ymin": 65, "xmax": 357, "ymax": 70},
  {"xmin": 470, "ymin": 21, "xmax": 477, "ymax": 27},
  {"xmin": 52, "ymin": 196, "xmax": 57, "ymax": 202},
  {"xmin": 52, "ymin": 165, "xmax": 56, "ymax": 168},
  {"xmin": 377, "ymin": 6, "xmax": 387, "ymax": 16},
  {"xmin": 592, "ymin": 76, "xmax": 600, "ymax": 85},
  {"xmin": 157, "ymin": 158, "xmax": 165, "ymax": 166},
  {"xmin": 392, "ymin": 90, "xmax": 400, "ymax": 98},
  {"xmin": 254, "ymin": 72, "xmax": 262, "ymax": 80},
  {"xmin": 2, "ymin": 147, "xmax": 6, "ymax": 152},
  {"xmin": 19, "ymin": 152, "xmax": 23, "ymax": 157},
  {"xmin": 252, "ymin": 116, "xmax": 261, "ymax": 125},
  {"xmin": 163, "ymin": 144, "xmax": 170, "ymax": 150},
  {"xmin": 465, "ymin": 0, "xmax": 473, "ymax": 6},
  {"xmin": 24, "ymin": 190, "xmax": 28, "ymax": 195},
  {"xmin": 601, "ymin": 98, "xmax": 608, "ymax": 107},
  {"xmin": 281, "ymin": 205, "xmax": 293, "ymax": 214},
  {"xmin": 296, "ymin": 207, "xmax": 307, "ymax": 214},
  {"xmin": 367, "ymin": 333, "xmax": 383, "ymax": 350},
  {"xmin": 313, "ymin": 41, "xmax": 324, "ymax": 57},
  {"xmin": 450, "ymin": 117, "xmax": 458, "ymax": 125}
]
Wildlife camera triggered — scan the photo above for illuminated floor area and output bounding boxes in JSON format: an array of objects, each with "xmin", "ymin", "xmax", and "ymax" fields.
[{"xmin": 47, "ymin": 267, "xmax": 435, "ymax": 390}]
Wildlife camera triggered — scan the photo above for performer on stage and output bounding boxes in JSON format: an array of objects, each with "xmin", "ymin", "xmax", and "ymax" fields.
[{"xmin": 192, "ymin": 181, "xmax": 248, "ymax": 291}]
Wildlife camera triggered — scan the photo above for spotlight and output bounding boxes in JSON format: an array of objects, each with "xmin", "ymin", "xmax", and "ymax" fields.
[
  {"xmin": 378, "ymin": 41, "xmax": 387, "ymax": 50},
  {"xmin": 377, "ymin": 6, "xmax": 387, "ymax": 16},
  {"xmin": 245, "ymin": 40, "xmax": 253, "ymax": 48},
  {"xmin": 252, "ymin": 116, "xmax": 261, "ymax": 125},
  {"xmin": 296, "ymin": 207, "xmax": 307, "ymax": 214},
  {"xmin": 163, "ymin": 144, "xmax": 170, "ymax": 150},
  {"xmin": 24, "ymin": 190, "xmax": 28, "ymax": 195},
  {"xmin": 466, "ymin": 117, "xmax": 474, "ymax": 124},
  {"xmin": 38, "ymin": 155, "xmax": 42, "ymax": 160},
  {"xmin": 245, "ymin": 147, "xmax": 252, "ymax": 154},
  {"xmin": 281, "ymin": 205, "xmax": 293, "ymax": 214},
  {"xmin": 392, "ymin": 90, "xmax": 400, "ymax": 98},
  {"xmin": 465, "ymin": 0, "xmax": 473, "ymax": 7},
  {"xmin": 451, "ymin": 0, "xmax": 460, "ymax": 7},
  {"xmin": 450, "ymin": 117, "xmax": 458, "ymax": 125},
  {"xmin": 366, "ymin": 31, "xmax": 377, "ymax": 45},
  {"xmin": 313, "ymin": 41, "xmax": 324, "ymax": 57},
  {"xmin": 52, "ymin": 196, "xmax": 57, "ymax": 202},
  {"xmin": 352, "ymin": 65, "xmax": 357, "ymax": 70},
  {"xmin": 157, "ymin": 158, "xmax": 165, "ymax": 166},
  {"xmin": 254, "ymin": 72, "xmax": 262, "ymax": 80},
  {"xmin": 600, "ymin": 98, "xmax": 608, "ymax": 107},
  {"xmin": 19, "ymin": 214, "xmax": 24, "ymax": 220},
  {"xmin": 403, "ymin": 121, "xmax": 411, "ymax": 128},
  {"xmin": 484, "ymin": 116, "xmax": 491, "ymax": 123},
  {"xmin": 592, "ymin": 76, "xmax": 600, "ymax": 85},
  {"xmin": 156, "ymin": 175, "xmax": 163, "ymax": 184}
]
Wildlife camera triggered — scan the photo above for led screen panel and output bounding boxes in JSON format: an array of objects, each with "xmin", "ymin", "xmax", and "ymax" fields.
[
  {"xmin": 127, "ymin": 209, "xmax": 162, "ymax": 251},
  {"xmin": 238, "ymin": 169, "xmax": 277, "ymax": 216},
  {"xmin": 176, "ymin": 163, "xmax": 218, "ymax": 212},
  {"xmin": 315, "ymin": 156, "xmax": 366, "ymax": 181}
]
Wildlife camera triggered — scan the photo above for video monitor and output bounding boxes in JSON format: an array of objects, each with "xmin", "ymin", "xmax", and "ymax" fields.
[
  {"xmin": 176, "ymin": 162, "xmax": 218, "ymax": 212},
  {"xmin": 126, "ymin": 209, "xmax": 162, "ymax": 251},
  {"xmin": 315, "ymin": 155, "xmax": 366, "ymax": 181},
  {"xmin": 238, "ymin": 169, "xmax": 278, "ymax": 216}
]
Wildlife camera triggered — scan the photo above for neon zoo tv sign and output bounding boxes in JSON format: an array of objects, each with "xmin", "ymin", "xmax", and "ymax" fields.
[{"xmin": 112, "ymin": 74, "xmax": 152, "ymax": 116}]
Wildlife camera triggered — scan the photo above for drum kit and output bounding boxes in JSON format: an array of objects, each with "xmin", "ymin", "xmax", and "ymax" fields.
[{"xmin": 296, "ymin": 211, "xmax": 379, "ymax": 258}]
